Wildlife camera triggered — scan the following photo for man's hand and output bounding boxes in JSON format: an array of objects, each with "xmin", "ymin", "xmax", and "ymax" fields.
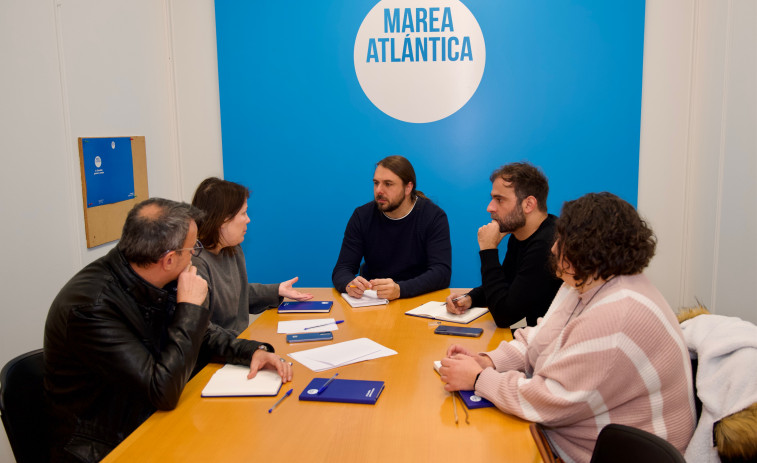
[
  {"xmin": 346, "ymin": 276, "xmax": 372, "ymax": 298},
  {"xmin": 445, "ymin": 293, "xmax": 472, "ymax": 315},
  {"xmin": 477, "ymin": 221, "xmax": 507, "ymax": 250},
  {"xmin": 439, "ymin": 354, "xmax": 484, "ymax": 391},
  {"xmin": 279, "ymin": 276, "xmax": 313, "ymax": 301},
  {"xmin": 177, "ymin": 265, "xmax": 208, "ymax": 305},
  {"xmin": 247, "ymin": 349, "xmax": 293, "ymax": 383},
  {"xmin": 370, "ymin": 278, "xmax": 400, "ymax": 300}
]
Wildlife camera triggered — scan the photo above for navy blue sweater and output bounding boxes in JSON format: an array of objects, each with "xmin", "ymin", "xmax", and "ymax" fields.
[{"xmin": 332, "ymin": 197, "xmax": 451, "ymax": 298}]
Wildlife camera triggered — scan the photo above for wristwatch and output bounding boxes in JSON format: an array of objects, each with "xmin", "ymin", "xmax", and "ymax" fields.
[{"xmin": 257, "ymin": 344, "xmax": 269, "ymax": 352}]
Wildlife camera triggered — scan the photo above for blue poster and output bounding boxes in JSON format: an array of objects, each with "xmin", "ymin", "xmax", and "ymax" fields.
[
  {"xmin": 82, "ymin": 137, "xmax": 135, "ymax": 208},
  {"xmin": 215, "ymin": 0, "xmax": 645, "ymax": 287}
]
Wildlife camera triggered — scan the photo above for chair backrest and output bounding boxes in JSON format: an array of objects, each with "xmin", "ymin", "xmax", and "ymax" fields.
[
  {"xmin": 0, "ymin": 349, "xmax": 49, "ymax": 463},
  {"xmin": 590, "ymin": 423, "xmax": 686, "ymax": 463},
  {"xmin": 529, "ymin": 423, "xmax": 564, "ymax": 463}
]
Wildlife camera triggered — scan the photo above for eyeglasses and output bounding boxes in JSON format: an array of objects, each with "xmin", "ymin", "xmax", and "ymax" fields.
[{"xmin": 162, "ymin": 239, "xmax": 203, "ymax": 258}]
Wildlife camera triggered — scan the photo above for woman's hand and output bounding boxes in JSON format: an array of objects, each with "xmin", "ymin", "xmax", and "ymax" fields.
[
  {"xmin": 439, "ymin": 355, "xmax": 484, "ymax": 391},
  {"xmin": 278, "ymin": 276, "xmax": 313, "ymax": 301}
]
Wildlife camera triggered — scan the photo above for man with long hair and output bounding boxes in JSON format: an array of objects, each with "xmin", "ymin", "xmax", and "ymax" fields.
[{"xmin": 332, "ymin": 155, "xmax": 451, "ymax": 300}]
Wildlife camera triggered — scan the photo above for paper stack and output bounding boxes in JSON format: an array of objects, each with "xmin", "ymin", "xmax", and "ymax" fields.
[{"xmin": 289, "ymin": 338, "xmax": 397, "ymax": 372}]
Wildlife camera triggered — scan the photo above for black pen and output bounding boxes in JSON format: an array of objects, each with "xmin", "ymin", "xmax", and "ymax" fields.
[
  {"xmin": 440, "ymin": 293, "xmax": 469, "ymax": 306},
  {"xmin": 317, "ymin": 373, "xmax": 338, "ymax": 395}
]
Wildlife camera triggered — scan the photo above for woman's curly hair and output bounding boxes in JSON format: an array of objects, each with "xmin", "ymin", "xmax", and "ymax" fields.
[{"xmin": 553, "ymin": 192, "xmax": 656, "ymax": 287}]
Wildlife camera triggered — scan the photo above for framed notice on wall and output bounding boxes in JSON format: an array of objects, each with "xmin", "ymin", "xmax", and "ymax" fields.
[{"xmin": 78, "ymin": 136, "xmax": 148, "ymax": 248}]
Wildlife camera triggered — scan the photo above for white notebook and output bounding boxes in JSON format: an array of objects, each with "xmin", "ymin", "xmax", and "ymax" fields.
[
  {"xmin": 341, "ymin": 290, "xmax": 389, "ymax": 308},
  {"xmin": 201, "ymin": 364, "xmax": 283, "ymax": 397},
  {"xmin": 405, "ymin": 301, "xmax": 489, "ymax": 324}
]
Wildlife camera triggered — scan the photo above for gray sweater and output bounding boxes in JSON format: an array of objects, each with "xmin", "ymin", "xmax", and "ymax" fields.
[{"xmin": 193, "ymin": 245, "xmax": 281, "ymax": 335}]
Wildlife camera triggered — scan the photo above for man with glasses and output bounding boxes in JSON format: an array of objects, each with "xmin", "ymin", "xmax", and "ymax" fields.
[{"xmin": 43, "ymin": 198, "xmax": 293, "ymax": 462}]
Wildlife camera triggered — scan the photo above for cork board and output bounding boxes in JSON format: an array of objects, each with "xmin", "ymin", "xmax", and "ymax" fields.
[{"xmin": 78, "ymin": 136, "xmax": 148, "ymax": 248}]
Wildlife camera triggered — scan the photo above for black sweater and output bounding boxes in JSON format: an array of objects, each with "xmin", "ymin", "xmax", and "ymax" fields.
[{"xmin": 468, "ymin": 214, "xmax": 562, "ymax": 327}]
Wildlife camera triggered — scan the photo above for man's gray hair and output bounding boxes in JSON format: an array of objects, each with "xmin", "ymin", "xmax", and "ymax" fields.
[{"xmin": 118, "ymin": 198, "xmax": 205, "ymax": 267}]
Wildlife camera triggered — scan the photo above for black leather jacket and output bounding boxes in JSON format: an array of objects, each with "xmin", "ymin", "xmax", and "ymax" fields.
[{"xmin": 43, "ymin": 247, "xmax": 270, "ymax": 462}]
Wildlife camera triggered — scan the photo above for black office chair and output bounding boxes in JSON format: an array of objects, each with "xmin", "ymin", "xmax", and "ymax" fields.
[
  {"xmin": 590, "ymin": 423, "xmax": 686, "ymax": 463},
  {"xmin": 530, "ymin": 422, "xmax": 686, "ymax": 463},
  {"xmin": 0, "ymin": 349, "xmax": 49, "ymax": 463}
]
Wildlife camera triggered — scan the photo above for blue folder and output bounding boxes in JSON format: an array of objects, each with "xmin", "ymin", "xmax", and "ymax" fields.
[
  {"xmin": 298, "ymin": 378, "xmax": 384, "ymax": 405},
  {"xmin": 458, "ymin": 390, "xmax": 494, "ymax": 409},
  {"xmin": 277, "ymin": 301, "xmax": 333, "ymax": 313}
]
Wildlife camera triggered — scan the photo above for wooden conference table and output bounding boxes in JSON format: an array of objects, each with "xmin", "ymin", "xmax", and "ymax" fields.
[{"xmin": 103, "ymin": 288, "xmax": 542, "ymax": 463}]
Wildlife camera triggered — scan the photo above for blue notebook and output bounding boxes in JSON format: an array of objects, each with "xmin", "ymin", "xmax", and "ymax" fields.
[
  {"xmin": 298, "ymin": 378, "xmax": 384, "ymax": 405},
  {"xmin": 458, "ymin": 390, "xmax": 494, "ymax": 409},
  {"xmin": 434, "ymin": 361, "xmax": 494, "ymax": 409},
  {"xmin": 278, "ymin": 301, "xmax": 333, "ymax": 313}
]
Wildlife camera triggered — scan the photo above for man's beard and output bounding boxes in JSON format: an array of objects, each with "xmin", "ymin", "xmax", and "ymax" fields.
[
  {"xmin": 493, "ymin": 203, "xmax": 526, "ymax": 232},
  {"xmin": 375, "ymin": 194, "xmax": 403, "ymax": 213}
]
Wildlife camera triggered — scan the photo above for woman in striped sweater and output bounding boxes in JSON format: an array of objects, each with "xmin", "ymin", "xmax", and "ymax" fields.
[{"xmin": 439, "ymin": 192, "xmax": 696, "ymax": 463}]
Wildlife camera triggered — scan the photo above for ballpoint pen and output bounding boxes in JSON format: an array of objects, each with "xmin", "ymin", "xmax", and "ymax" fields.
[
  {"xmin": 440, "ymin": 293, "xmax": 469, "ymax": 306},
  {"xmin": 268, "ymin": 388, "xmax": 293, "ymax": 413},
  {"xmin": 452, "ymin": 392, "xmax": 459, "ymax": 424},
  {"xmin": 303, "ymin": 320, "xmax": 344, "ymax": 331},
  {"xmin": 461, "ymin": 395, "xmax": 470, "ymax": 425},
  {"xmin": 317, "ymin": 373, "xmax": 339, "ymax": 394}
]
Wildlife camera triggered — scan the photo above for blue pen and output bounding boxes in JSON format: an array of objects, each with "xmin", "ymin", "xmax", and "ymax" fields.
[
  {"xmin": 268, "ymin": 388, "xmax": 293, "ymax": 413},
  {"xmin": 317, "ymin": 373, "xmax": 339, "ymax": 395},
  {"xmin": 303, "ymin": 320, "xmax": 344, "ymax": 331}
]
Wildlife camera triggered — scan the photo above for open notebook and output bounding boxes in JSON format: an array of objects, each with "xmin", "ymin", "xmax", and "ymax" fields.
[
  {"xmin": 406, "ymin": 301, "xmax": 489, "ymax": 324},
  {"xmin": 201, "ymin": 364, "xmax": 282, "ymax": 397},
  {"xmin": 341, "ymin": 290, "xmax": 388, "ymax": 308}
]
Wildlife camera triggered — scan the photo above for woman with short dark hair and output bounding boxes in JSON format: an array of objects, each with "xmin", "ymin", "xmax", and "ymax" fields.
[
  {"xmin": 191, "ymin": 177, "xmax": 312, "ymax": 335},
  {"xmin": 440, "ymin": 192, "xmax": 696, "ymax": 463}
]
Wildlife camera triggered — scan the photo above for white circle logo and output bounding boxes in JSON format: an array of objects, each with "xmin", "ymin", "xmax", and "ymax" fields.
[
  {"xmin": 111, "ymin": 141, "xmax": 116, "ymax": 149},
  {"xmin": 354, "ymin": 0, "xmax": 486, "ymax": 123},
  {"xmin": 94, "ymin": 156, "xmax": 102, "ymax": 168}
]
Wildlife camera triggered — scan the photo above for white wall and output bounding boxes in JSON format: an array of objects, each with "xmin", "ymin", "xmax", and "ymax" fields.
[
  {"xmin": 0, "ymin": 0, "xmax": 222, "ymax": 460},
  {"xmin": 0, "ymin": 0, "xmax": 755, "ymax": 461},
  {"xmin": 639, "ymin": 0, "xmax": 757, "ymax": 322}
]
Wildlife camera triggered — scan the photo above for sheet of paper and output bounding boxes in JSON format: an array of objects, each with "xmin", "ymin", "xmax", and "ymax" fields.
[
  {"xmin": 277, "ymin": 318, "xmax": 338, "ymax": 334},
  {"xmin": 288, "ymin": 338, "xmax": 397, "ymax": 372}
]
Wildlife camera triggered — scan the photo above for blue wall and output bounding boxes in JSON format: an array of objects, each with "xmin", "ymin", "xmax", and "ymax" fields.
[{"xmin": 215, "ymin": 0, "xmax": 645, "ymax": 288}]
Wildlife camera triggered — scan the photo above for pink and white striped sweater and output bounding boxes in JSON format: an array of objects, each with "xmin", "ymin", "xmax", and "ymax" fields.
[{"xmin": 475, "ymin": 274, "xmax": 696, "ymax": 463}]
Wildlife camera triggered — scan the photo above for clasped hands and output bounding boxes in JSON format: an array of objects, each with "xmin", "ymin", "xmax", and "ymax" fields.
[
  {"xmin": 346, "ymin": 276, "xmax": 400, "ymax": 300},
  {"xmin": 439, "ymin": 344, "xmax": 493, "ymax": 391}
]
